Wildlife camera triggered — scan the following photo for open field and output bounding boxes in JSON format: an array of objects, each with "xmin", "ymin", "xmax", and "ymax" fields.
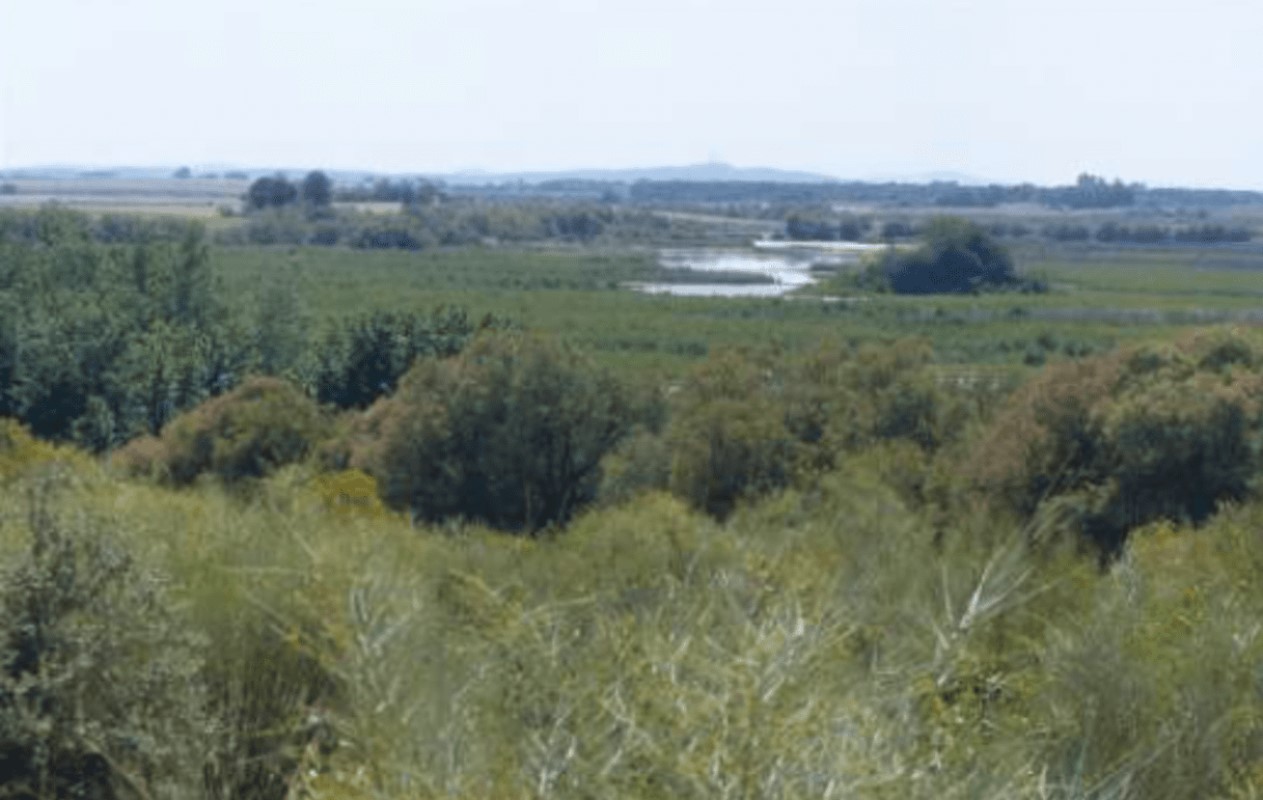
[
  {"xmin": 212, "ymin": 240, "xmax": 1263, "ymax": 380},
  {"xmin": 0, "ymin": 178, "xmax": 251, "ymax": 231},
  {"xmin": 0, "ymin": 177, "xmax": 249, "ymax": 204}
]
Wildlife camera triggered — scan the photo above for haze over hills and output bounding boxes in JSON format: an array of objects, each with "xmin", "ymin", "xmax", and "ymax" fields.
[
  {"xmin": 0, "ymin": 162, "xmax": 842, "ymax": 185},
  {"xmin": 6, "ymin": 164, "xmax": 1263, "ymax": 210},
  {"xmin": 437, "ymin": 162, "xmax": 840, "ymax": 185}
]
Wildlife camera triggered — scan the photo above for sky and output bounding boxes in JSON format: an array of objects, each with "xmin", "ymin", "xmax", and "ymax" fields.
[{"xmin": 3, "ymin": 0, "xmax": 1262, "ymax": 188}]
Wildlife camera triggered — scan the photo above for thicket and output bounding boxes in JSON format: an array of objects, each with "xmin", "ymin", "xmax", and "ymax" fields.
[
  {"xmin": 863, "ymin": 216, "xmax": 1027, "ymax": 294},
  {"xmin": 608, "ymin": 340, "xmax": 968, "ymax": 518},
  {"xmin": 0, "ymin": 208, "xmax": 246, "ymax": 450},
  {"xmin": 0, "ymin": 479, "xmax": 213, "ymax": 799},
  {"xmin": 223, "ymin": 203, "xmax": 677, "ymax": 249},
  {"xmin": 1096, "ymin": 221, "xmax": 1252, "ymax": 244},
  {"xmin": 968, "ymin": 327, "xmax": 1263, "ymax": 556},
  {"xmin": 311, "ymin": 308, "xmax": 508, "ymax": 410},
  {"xmin": 784, "ymin": 211, "xmax": 871, "ymax": 241},
  {"xmin": 114, "ymin": 376, "xmax": 328, "ymax": 485},
  {"xmin": 1, "ymin": 404, "xmax": 1261, "ymax": 797},
  {"xmin": 0, "ymin": 209, "xmax": 502, "ymax": 450},
  {"xmin": 6, "ymin": 204, "xmax": 1263, "ymax": 796},
  {"xmin": 350, "ymin": 333, "xmax": 644, "ymax": 532}
]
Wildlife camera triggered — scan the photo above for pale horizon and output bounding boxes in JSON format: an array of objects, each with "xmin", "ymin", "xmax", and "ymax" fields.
[{"xmin": 5, "ymin": 0, "xmax": 1262, "ymax": 190}]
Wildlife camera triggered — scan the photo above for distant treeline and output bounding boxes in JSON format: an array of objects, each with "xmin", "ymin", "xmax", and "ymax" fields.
[
  {"xmin": 779, "ymin": 211, "xmax": 1252, "ymax": 245},
  {"xmin": 453, "ymin": 173, "xmax": 1263, "ymax": 210},
  {"xmin": 628, "ymin": 174, "xmax": 1142, "ymax": 209},
  {"xmin": 224, "ymin": 203, "xmax": 676, "ymax": 249},
  {"xmin": 0, "ymin": 207, "xmax": 506, "ymax": 450},
  {"xmin": 1039, "ymin": 221, "xmax": 1252, "ymax": 244}
]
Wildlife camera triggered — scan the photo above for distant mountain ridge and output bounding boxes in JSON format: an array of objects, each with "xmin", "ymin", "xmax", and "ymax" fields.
[
  {"xmin": 0, "ymin": 162, "xmax": 841, "ymax": 185},
  {"xmin": 437, "ymin": 163, "xmax": 839, "ymax": 185}
]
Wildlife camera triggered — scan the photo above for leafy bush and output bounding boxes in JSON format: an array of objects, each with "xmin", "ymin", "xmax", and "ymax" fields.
[
  {"xmin": 118, "ymin": 376, "xmax": 328, "ymax": 485},
  {"xmin": 0, "ymin": 479, "xmax": 212, "ymax": 799},
  {"xmin": 354, "ymin": 333, "xmax": 639, "ymax": 531},
  {"xmin": 0, "ymin": 211, "xmax": 245, "ymax": 449},
  {"xmin": 311, "ymin": 307, "xmax": 506, "ymax": 410},
  {"xmin": 666, "ymin": 351, "xmax": 804, "ymax": 518},
  {"xmin": 867, "ymin": 216, "xmax": 1020, "ymax": 294},
  {"xmin": 967, "ymin": 327, "xmax": 1263, "ymax": 555},
  {"xmin": 665, "ymin": 340, "xmax": 960, "ymax": 517}
]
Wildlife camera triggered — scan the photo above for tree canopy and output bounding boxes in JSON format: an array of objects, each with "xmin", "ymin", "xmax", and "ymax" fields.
[
  {"xmin": 246, "ymin": 174, "xmax": 298, "ymax": 211},
  {"xmin": 301, "ymin": 170, "xmax": 332, "ymax": 207},
  {"xmin": 871, "ymin": 216, "xmax": 1019, "ymax": 294}
]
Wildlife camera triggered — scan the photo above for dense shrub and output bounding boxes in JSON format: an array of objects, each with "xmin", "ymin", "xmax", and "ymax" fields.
[
  {"xmin": 7, "ymin": 366, "xmax": 1263, "ymax": 798},
  {"xmin": 0, "ymin": 481, "xmax": 212, "ymax": 799},
  {"xmin": 312, "ymin": 307, "xmax": 506, "ymax": 410},
  {"xmin": 354, "ymin": 333, "xmax": 639, "ymax": 531},
  {"xmin": 666, "ymin": 351, "xmax": 805, "ymax": 518},
  {"xmin": 0, "ymin": 210, "xmax": 245, "ymax": 449},
  {"xmin": 785, "ymin": 212, "xmax": 870, "ymax": 241},
  {"xmin": 867, "ymin": 216, "xmax": 1019, "ymax": 294},
  {"xmin": 666, "ymin": 340, "xmax": 959, "ymax": 517},
  {"xmin": 118, "ymin": 377, "xmax": 327, "ymax": 485},
  {"xmin": 967, "ymin": 327, "xmax": 1263, "ymax": 555}
]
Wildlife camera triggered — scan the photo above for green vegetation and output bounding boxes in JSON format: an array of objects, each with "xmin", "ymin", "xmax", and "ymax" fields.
[
  {"xmin": 3, "ymin": 201, "xmax": 1263, "ymax": 797},
  {"xmin": 968, "ymin": 328, "xmax": 1263, "ymax": 556},
  {"xmin": 0, "ymin": 208, "xmax": 243, "ymax": 449},
  {"xmin": 863, "ymin": 216, "xmax": 1025, "ymax": 294},
  {"xmin": 662, "ymin": 340, "xmax": 955, "ymax": 517},
  {"xmin": 351, "ymin": 333, "xmax": 642, "ymax": 531},
  {"xmin": 115, "ymin": 376, "xmax": 328, "ymax": 485}
]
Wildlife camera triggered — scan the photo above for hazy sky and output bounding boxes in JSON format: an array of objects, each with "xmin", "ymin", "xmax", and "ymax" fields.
[{"xmin": 3, "ymin": 0, "xmax": 1261, "ymax": 187}]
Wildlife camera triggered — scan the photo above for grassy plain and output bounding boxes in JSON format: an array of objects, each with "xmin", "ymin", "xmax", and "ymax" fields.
[{"xmin": 213, "ymin": 240, "xmax": 1263, "ymax": 381}]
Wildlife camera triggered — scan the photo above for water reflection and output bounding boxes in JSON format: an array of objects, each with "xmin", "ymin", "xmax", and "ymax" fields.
[{"xmin": 629, "ymin": 246, "xmax": 869, "ymax": 297}]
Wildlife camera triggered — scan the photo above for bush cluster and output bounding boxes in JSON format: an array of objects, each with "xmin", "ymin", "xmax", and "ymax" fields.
[
  {"xmin": 0, "ymin": 208, "xmax": 243, "ymax": 450},
  {"xmin": 351, "ymin": 333, "xmax": 642, "ymax": 532},
  {"xmin": 223, "ymin": 203, "xmax": 634, "ymax": 250},
  {"xmin": 311, "ymin": 307, "xmax": 507, "ymax": 410},
  {"xmin": 865, "ymin": 216, "xmax": 1023, "ymax": 294},
  {"xmin": 967, "ymin": 327, "xmax": 1263, "ymax": 555},
  {"xmin": 116, "ymin": 376, "xmax": 327, "ymax": 485},
  {"xmin": 647, "ymin": 340, "xmax": 960, "ymax": 518},
  {"xmin": 0, "ymin": 482, "xmax": 212, "ymax": 799}
]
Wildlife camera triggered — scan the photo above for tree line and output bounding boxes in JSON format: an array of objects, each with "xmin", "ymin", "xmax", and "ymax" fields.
[{"xmin": 0, "ymin": 208, "xmax": 504, "ymax": 450}]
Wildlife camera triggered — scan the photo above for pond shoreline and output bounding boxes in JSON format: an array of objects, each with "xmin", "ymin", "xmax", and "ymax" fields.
[{"xmin": 628, "ymin": 243, "xmax": 871, "ymax": 297}]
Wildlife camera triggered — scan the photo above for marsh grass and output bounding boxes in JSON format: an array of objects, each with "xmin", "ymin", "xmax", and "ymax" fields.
[{"xmin": 211, "ymin": 243, "xmax": 1263, "ymax": 383}]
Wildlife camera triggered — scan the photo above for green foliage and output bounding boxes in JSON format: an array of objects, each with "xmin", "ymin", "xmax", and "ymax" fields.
[
  {"xmin": 354, "ymin": 332, "xmax": 639, "ymax": 531},
  {"xmin": 250, "ymin": 260, "xmax": 311, "ymax": 378},
  {"xmin": 215, "ymin": 200, "xmax": 679, "ymax": 250},
  {"xmin": 0, "ymin": 479, "xmax": 211, "ymax": 799},
  {"xmin": 665, "ymin": 340, "xmax": 960, "ymax": 517},
  {"xmin": 0, "ymin": 210, "xmax": 243, "ymax": 449},
  {"xmin": 667, "ymin": 350, "xmax": 803, "ymax": 518},
  {"xmin": 300, "ymin": 170, "xmax": 333, "ymax": 208},
  {"xmin": 11, "ymin": 197, "xmax": 1263, "ymax": 798},
  {"xmin": 246, "ymin": 175, "xmax": 298, "ymax": 211},
  {"xmin": 3, "ymin": 380, "xmax": 1263, "ymax": 798},
  {"xmin": 968, "ymin": 326, "xmax": 1263, "ymax": 555},
  {"xmin": 120, "ymin": 376, "xmax": 328, "ymax": 485},
  {"xmin": 868, "ymin": 216, "xmax": 1019, "ymax": 294},
  {"xmin": 312, "ymin": 307, "xmax": 507, "ymax": 410}
]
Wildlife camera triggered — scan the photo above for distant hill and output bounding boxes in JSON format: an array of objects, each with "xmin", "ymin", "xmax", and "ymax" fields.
[
  {"xmin": 862, "ymin": 170, "xmax": 994, "ymax": 186},
  {"xmin": 435, "ymin": 163, "xmax": 839, "ymax": 186},
  {"xmin": 0, "ymin": 162, "xmax": 837, "ymax": 185},
  {"xmin": 6, "ymin": 163, "xmax": 1262, "ymax": 210}
]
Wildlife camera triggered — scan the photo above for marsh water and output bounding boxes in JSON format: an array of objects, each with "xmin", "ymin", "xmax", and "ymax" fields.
[{"xmin": 631, "ymin": 244, "xmax": 883, "ymax": 297}]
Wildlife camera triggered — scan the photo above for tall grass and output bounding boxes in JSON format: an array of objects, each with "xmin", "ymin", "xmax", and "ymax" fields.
[{"xmin": 1, "ymin": 420, "xmax": 1257, "ymax": 798}]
